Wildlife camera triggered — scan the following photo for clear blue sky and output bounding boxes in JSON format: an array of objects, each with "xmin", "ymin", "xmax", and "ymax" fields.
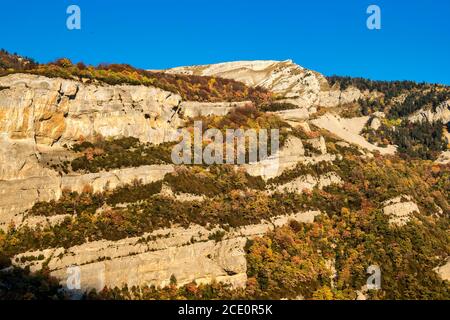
[{"xmin": 1, "ymin": 0, "xmax": 449, "ymax": 84}]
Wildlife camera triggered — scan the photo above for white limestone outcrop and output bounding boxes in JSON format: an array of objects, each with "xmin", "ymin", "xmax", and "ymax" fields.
[
  {"xmin": 382, "ymin": 195, "xmax": 420, "ymax": 226},
  {"xmin": 271, "ymin": 172, "xmax": 343, "ymax": 194},
  {"xmin": 244, "ymin": 135, "xmax": 305, "ymax": 180},
  {"xmin": 408, "ymin": 100, "xmax": 450, "ymax": 124},
  {"xmin": 13, "ymin": 211, "xmax": 321, "ymax": 293},
  {"xmin": 312, "ymin": 113, "xmax": 396, "ymax": 155},
  {"xmin": 0, "ymin": 74, "xmax": 183, "ymax": 146},
  {"xmin": 434, "ymin": 258, "xmax": 450, "ymax": 282},
  {"xmin": 166, "ymin": 60, "xmax": 362, "ymax": 108}
]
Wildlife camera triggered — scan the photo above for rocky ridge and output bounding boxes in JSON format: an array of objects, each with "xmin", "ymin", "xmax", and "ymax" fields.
[
  {"xmin": 2, "ymin": 59, "xmax": 448, "ymax": 296},
  {"xmin": 166, "ymin": 60, "xmax": 364, "ymax": 109}
]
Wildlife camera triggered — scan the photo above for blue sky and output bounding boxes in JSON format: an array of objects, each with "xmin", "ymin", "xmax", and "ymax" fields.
[{"xmin": 1, "ymin": 0, "xmax": 449, "ymax": 84}]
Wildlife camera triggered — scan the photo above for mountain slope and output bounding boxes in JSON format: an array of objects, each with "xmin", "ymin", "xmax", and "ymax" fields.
[{"xmin": 0, "ymin": 55, "xmax": 449, "ymax": 300}]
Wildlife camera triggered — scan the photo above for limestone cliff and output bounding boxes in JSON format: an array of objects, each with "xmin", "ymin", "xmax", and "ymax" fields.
[
  {"xmin": 13, "ymin": 211, "xmax": 321, "ymax": 293},
  {"xmin": 0, "ymin": 164, "xmax": 174, "ymax": 229},
  {"xmin": 0, "ymin": 74, "xmax": 182, "ymax": 147},
  {"xmin": 408, "ymin": 100, "xmax": 450, "ymax": 124},
  {"xmin": 0, "ymin": 62, "xmax": 419, "ymax": 296},
  {"xmin": 166, "ymin": 60, "xmax": 363, "ymax": 109}
]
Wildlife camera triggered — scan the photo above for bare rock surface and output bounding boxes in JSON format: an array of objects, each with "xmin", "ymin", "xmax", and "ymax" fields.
[
  {"xmin": 13, "ymin": 211, "xmax": 321, "ymax": 293},
  {"xmin": 166, "ymin": 60, "xmax": 362, "ymax": 108},
  {"xmin": 271, "ymin": 172, "xmax": 343, "ymax": 194},
  {"xmin": 0, "ymin": 74, "xmax": 183, "ymax": 146},
  {"xmin": 434, "ymin": 258, "xmax": 450, "ymax": 282},
  {"xmin": 382, "ymin": 195, "xmax": 420, "ymax": 226},
  {"xmin": 244, "ymin": 135, "xmax": 304, "ymax": 180},
  {"xmin": 159, "ymin": 183, "xmax": 206, "ymax": 202},
  {"xmin": 435, "ymin": 151, "xmax": 450, "ymax": 164},
  {"xmin": 312, "ymin": 113, "xmax": 396, "ymax": 155},
  {"xmin": 180, "ymin": 101, "xmax": 250, "ymax": 118},
  {"xmin": 408, "ymin": 100, "xmax": 450, "ymax": 124},
  {"xmin": 61, "ymin": 164, "xmax": 173, "ymax": 194}
]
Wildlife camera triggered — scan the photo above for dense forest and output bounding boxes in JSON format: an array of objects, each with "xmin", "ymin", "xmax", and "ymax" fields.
[
  {"xmin": 327, "ymin": 75, "xmax": 433, "ymax": 99},
  {"xmin": 363, "ymin": 120, "xmax": 447, "ymax": 160}
]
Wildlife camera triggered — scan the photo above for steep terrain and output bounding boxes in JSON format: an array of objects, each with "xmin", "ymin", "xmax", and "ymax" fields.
[
  {"xmin": 166, "ymin": 60, "xmax": 365, "ymax": 109},
  {"xmin": 0, "ymin": 52, "xmax": 449, "ymax": 300}
]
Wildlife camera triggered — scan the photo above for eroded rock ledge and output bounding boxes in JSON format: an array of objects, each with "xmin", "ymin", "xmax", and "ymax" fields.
[
  {"xmin": 13, "ymin": 211, "xmax": 321, "ymax": 293},
  {"xmin": 0, "ymin": 165, "xmax": 174, "ymax": 229}
]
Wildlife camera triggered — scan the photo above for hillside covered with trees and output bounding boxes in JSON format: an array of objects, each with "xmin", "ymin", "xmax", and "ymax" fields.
[{"xmin": 0, "ymin": 49, "xmax": 271, "ymax": 103}]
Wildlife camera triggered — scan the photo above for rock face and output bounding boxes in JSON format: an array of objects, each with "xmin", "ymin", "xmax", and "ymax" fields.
[
  {"xmin": 271, "ymin": 172, "xmax": 343, "ymax": 194},
  {"xmin": 0, "ymin": 63, "xmax": 417, "ymax": 297},
  {"xmin": 166, "ymin": 60, "xmax": 362, "ymax": 108},
  {"xmin": 382, "ymin": 195, "xmax": 420, "ymax": 226},
  {"xmin": 180, "ymin": 101, "xmax": 250, "ymax": 118},
  {"xmin": 61, "ymin": 165, "xmax": 173, "ymax": 194},
  {"xmin": 275, "ymin": 108, "xmax": 311, "ymax": 123},
  {"xmin": 13, "ymin": 211, "xmax": 321, "ymax": 293},
  {"xmin": 307, "ymin": 136, "xmax": 327, "ymax": 155},
  {"xmin": 0, "ymin": 175, "xmax": 62, "ymax": 229},
  {"xmin": 0, "ymin": 74, "xmax": 182, "ymax": 146},
  {"xmin": 0, "ymin": 165, "xmax": 174, "ymax": 229},
  {"xmin": 408, "ymin": 100, "xmax": 450, "ymax": 124},
  {"xmin": 0, "ymin": 136, "xmax": 56, "ymax": 180},
  {"xmin": 434, "ymin": 258, "xmax": 450, "ymax": 282},
  {"xmin": 435, "ymin": 151, "xmax": 450, "ymax": 164},
  {"xmin": 312, "ymin": 113, "xmax": 397, "ymax": 155},
  {"xmin": 244, "ymin": 135, "xmax": 304, "ymax": 180},
  {"xmin": 243, "ymin": 135, "xmax": 335, "ymax": 181}
]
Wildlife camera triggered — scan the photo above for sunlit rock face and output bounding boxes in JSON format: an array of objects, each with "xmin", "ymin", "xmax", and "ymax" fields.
[
  {"xmin": 3, "ymin": 60, "xmax": 431, "ymax": 298},
  {"xmin": 13, "ymin": 211, "xmax": 321, "ymax": 293},
  {"xmin": 408, "ymin": 100, "xmax": 450, "ymax": 123},
  {"xmin": 311, "ymin": 113, "xmax": 397, "ymax": 155},
  {"xmin": 0, "ymin": 74, "xmax": 185, "ymax": 229},
  {"xmin": 382, "ymin": 195, "xmax": 420, "ymax": 227},
  {"xmin": 0, "ymin": 74, "xmax": 183, "ymax": 146},
  {"xmin": 0, "ymin": 164, "xmax": 174, "ymax": 230},
  {"xmin": 166, "ymin": 60, "xmax": 362, "ymax": 109}
]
